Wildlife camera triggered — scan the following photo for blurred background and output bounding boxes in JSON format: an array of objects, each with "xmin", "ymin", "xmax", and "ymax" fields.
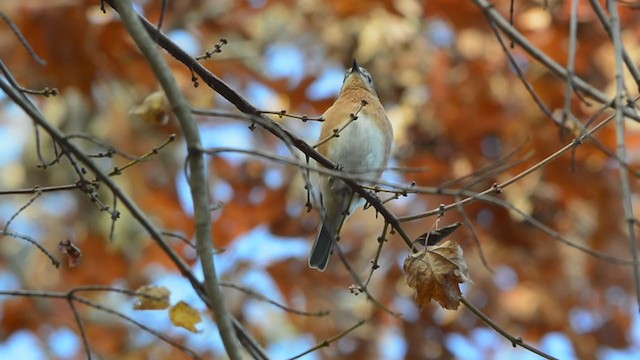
[{"xmin": 1, "ymin": 0, "xmax": 640, "ymax": 359}]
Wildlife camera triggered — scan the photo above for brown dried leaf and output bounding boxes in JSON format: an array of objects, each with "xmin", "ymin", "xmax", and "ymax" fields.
[
  {"xmin": 403, "ymin": 240, "xmax": 471, "ymax": 310},
  {"xmin": 169, "ymin": 301, "xmax": 202, "ymax": 333},
  {"xmin": 58, "ymin": 239, "xmax": 82, "ymax": 267},
  {"xmin": 133, "ymin": 285, "xmax": 171, "ymax": 310},
  {"xmin": 129, "ymin": 91, "xmax": 169, "ymax": 125}
]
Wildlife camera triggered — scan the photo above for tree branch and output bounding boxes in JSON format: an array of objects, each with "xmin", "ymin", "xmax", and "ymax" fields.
[
  {"xmin": 471, "ymin": 0, "xmax": 640, "ymax": 121},
  {"xmin": 607, "ymin": 0, "xmax": 640, "ymax": 311},
  {"xmin": 110, "ymin": 0, "xmax": 241, "ymax": 357}
]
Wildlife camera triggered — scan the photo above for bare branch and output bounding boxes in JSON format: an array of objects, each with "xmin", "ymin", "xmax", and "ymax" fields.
[
  {"xmin": 1, "ymin": 231, "xmax": 60, "ymax": 268},
  {"xmin": 608, "ymin": 0, "xmax": 640, "ymax": 311},
  {"xmin": 3, "ymin": 190, "xmax": 42, "ymax": 232},
  {"xmin": 562, "ymin": 0, "xmax": 580, "ymax": 129},
  {"xmin": 109, "ymin": 0, "xmax": 241, "ymax": 357},
  {"xmin": 220, "ymin": 282, "xmax": 330, "ymax": 317},
  {"xmin": 589, "ymin": 0, "xmax": 640, "ymax": 91},
  {"xmin": 108, "ymin": 134, "xmax": 176, "ymax": 176},
  {"xmin": 400, "ymin": 110, "xmax": 616, "ymax": 222},
  {"xmin": 0, "ymin": 11, "xmax": 46, "ymax": 65},
  {"xmin": 460, "ymin": 296, "xmax": 558, "ymax": 360},
  {"xmin": 472, "ymin": 0, "xmax": 640, "ymax": 121},
  {"xmin": 288, "ymin": 319, "xmax": 367, "ymax": 360}
]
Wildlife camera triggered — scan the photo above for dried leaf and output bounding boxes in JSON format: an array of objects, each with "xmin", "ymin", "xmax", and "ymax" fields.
[
  {"xmin": 415, "ymin": 222, "xmax": 463, "ymax": 246},
  {"xmin": 403, "ymin": 240, "xmax": 471, "ymax": 310},
  {"xmin": 133, "ymin": 285, "xmax": 171, "ymax": 310},
  {"xmin": 169, "ymin": 301, "xmax": 202, "ymax": 333},
  {"xmin": 58, "ymin": 239, "xmax": 82, "ymax": 267},
  {"xmin": 129, "ymin": 91, "xmax": 169, "ymax": 125}
]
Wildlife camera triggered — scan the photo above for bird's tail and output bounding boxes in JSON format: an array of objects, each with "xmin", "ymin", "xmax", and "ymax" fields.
[
  {"xmin": 308, "ymin": 223, "xmax": 334, "ymax": 271},
  {"xmin": 309, "ymin": 189, "xmax": 353, "ymax": 271}
]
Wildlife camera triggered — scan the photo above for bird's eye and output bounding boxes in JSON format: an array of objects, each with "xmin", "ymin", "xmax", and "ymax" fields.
[
  {"xmin": 343, "ymin": 66, "xmax": 374, "ymax": 87},
  {"xmin": 361, "ymin": 69, "xmax": 373, "ymax": 85}
]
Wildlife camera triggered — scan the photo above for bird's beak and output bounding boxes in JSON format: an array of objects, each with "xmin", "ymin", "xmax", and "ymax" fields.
[{"xmin": 351, "ymin": 59, "xmax": 362, "ymax": 75}]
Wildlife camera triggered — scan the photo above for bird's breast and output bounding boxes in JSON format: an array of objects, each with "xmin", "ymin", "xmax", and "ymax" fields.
[{"xmin": 325, "ymin": 114, "xmax": 390, "ymax": 178}]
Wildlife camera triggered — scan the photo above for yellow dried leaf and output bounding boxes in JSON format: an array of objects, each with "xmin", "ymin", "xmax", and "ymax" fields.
[
  {"xmin": 133, "ymin": 285, "xmax": 170, "ymax": 310},
  {"xmin": 169, "ymin": 301, "xmax": 202, "ymax": 333},
  {"xmin": 129, "ymin": 91, "xmax": 169, "ymax": 125},
  {"xmin": 403, "ymin": 240, "xmax": 471, "ymax": 310}
]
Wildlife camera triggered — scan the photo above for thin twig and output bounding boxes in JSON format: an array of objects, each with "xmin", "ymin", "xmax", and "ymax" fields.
[
  {"xmin": 460, "ymin": 296, "xmax": 558, "ymax": 360},
  {"xmin": 508, "ymin": 0, "xmax": 515, "ymax": 48},
  {"xmin": 287, "ymin": 319, "xmax": 367, "ymax": 360},
  {"xmin": 489, "ymin": 21, "xmax": 558, "ymax": 121},
  {"xmin": 108, "ymin": 196, "xmax": 119, "ymax": 242},
  {"xmin": 195, "ymin": 38, "xmax": 229, "ymax": 61},
  {"xmin": 454, "ymin": 194, "xmax": 493, "ymax": 273},
  {"xmin": 1, "ymin": 231, "xmax": 60, "ymax": 268},
  {"xmin": 68, "ymin": 285, "xmax": 163, "ymax": 296},
  {"xmin": 67, "ymin": 298, "xmax": 92, "ymax": 359},
  {"xmin": 0, "ymin": 184, "xmax": 81, "ymax": 195},
  {"xmin": 0, "ymin": 11, "xmax": 46, "ymax": 65},
  {"xmin": 314, "ymin": 100, "xmax": 367, "ymax": 149},
  {"xmin": 437, "ymin": 139, "xmax": 530, "ymax": 190},
  {"xmin": 220, "ymin": 282, "xmax": 330, "ymax": 317},
  {"xmin": 14, "ymin": 86, "xmax": 58, "ymax": 97},
  {"xmin": 3, "ymin": 190, "xmax": 42, "ymax": 231},
  {"xmin": 608, "ymin": 0, "xmax": 640, "ymax": 311},
  {"xmin": 562, "ymin": 0, "xmax": 580, "ymax": 130},
  {"xmin": 108, "ymin": 134, "xmax": 176, "ymax": 176},
  {"xmin": 258, "ymin": 110, "xmax": 323, "ymax": 122},
  {"xmin": 589, "ymin": 0, "xmax": 640, "ymax": 91},
  {"xmin": 0, "ymin": 61, "xmax": 55, "ymax": 167},
  {"xmin": 161, "ymin": 230, "xmax": 196, "ymax": 249},
  {"xmin": 66, "ymin": 133, "xmax": 140, "ymax": 160},
  {"xmin": 364, "ymin": 222, "xmax": 390, "ymax": 287},
  {"xmin": 335, "ymin": 245, "xmax": 402, "ymax": 318}
]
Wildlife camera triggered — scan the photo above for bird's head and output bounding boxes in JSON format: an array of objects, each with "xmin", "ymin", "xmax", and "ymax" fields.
[{"xmin": 340, "ymin": 59, "xmax": 377, "ymax": 96}]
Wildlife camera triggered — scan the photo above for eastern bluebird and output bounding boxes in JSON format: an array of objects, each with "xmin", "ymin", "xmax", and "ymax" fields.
[{"xmin": 309, "ymin": 59, "xmax": 393, "ymax": 271}]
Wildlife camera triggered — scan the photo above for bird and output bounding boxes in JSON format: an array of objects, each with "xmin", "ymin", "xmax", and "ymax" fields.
[{"xmin": 309, "ymin": 59, "xmax": 393, "ymax": 271}]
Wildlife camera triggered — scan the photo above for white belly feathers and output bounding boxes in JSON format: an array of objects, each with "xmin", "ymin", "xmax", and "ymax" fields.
[{"xmin": 325, "ymin": 114, "xmax": 387, "ymax": 182}]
